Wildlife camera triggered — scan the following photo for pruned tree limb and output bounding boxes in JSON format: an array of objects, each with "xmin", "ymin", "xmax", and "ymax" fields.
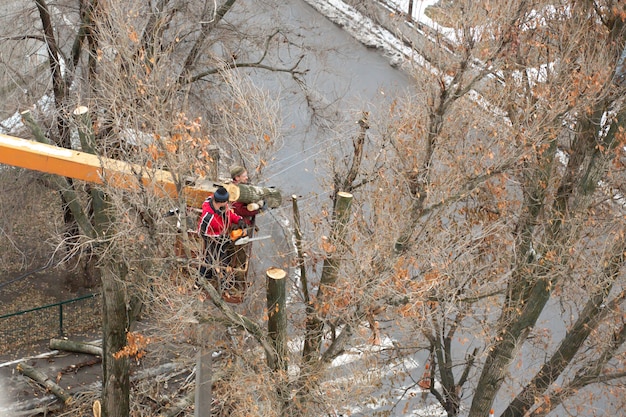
[
  {"xmin": 16, "ymin": 361, "xmax": 72, "ymax": 404},
  {"xmin": 50, "ymin": 338, "xmax": 103, "ymax": 356}
]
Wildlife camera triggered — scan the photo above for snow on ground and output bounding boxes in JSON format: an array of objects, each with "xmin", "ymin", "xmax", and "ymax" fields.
[
  {"xmin": 0, "ymin": 94, "xmax": 54, "ymax": 135},
  {"xmin": 302, "ymin": 0, "xmax": 464, "ymax": 69},
  {"xmin": 303, "ymin": 0, "xmax": 417, "ymax": 67},
  {"xmin": 383, "ymin": 0, "xmax": 452, "ymax": 33}
]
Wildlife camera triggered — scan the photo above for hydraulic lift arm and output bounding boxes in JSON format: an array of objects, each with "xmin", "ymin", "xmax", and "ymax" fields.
[{"xmin": 0, "ymin": 133, "xmax": 216, "ymax": 208}]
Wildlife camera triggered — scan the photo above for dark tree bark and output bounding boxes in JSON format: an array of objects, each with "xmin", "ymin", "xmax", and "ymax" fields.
[{"xmin": 101, "ymin": 261, "xmax": 131, "ymax": 417}]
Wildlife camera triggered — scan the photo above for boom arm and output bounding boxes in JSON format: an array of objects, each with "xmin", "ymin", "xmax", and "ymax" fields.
[{"xmin": 0, "ymin": 133, "xmax": 216, "ymax": 208}]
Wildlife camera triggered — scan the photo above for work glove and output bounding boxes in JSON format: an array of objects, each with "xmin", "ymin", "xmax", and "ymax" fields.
[{"xmin": 247, "ymin": 203, "xmax": 260, "ymax": 211}]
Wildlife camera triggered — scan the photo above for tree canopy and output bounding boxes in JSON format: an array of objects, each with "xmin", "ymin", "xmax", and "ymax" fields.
[{"xmin": 0, "ymin": 1, "xmax": 625, "ymax": 416}]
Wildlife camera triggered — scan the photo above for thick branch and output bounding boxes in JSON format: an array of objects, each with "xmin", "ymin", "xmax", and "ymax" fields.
[
  {"xmin": 502, "ymin": 235, "xmax": 626, "ymax": 417},
  {"xmin": 197, "ymin": 279, "xmax": 278, "ymax": 369},
  {"xmin": 17, "ymin": 362, "xmax": 72, "ymax": 404},
  {"xmin": 529, "ymin": 321, "xmax": 626, "ymax": 417},
  {"xmin": 34, "ymin": 0, "xmax": 70, "ymax": 147},
  {"xmin": 334, "ymin": 112, "xmax": 368, "ymax": 198},
  {"xmin": 178, "ymin": 0, "xmax": 237, "ymax": 83},
  {"xmin": 188, "ymin": 56, "xmax": 305, "ymax": 84},
  {"xmin": 292, "ymin": 195, "xmax": 309, "ymax": 304}
]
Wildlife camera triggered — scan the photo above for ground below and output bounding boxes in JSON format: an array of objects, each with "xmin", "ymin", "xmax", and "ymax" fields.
[
  {"xmin": 0, "ymin": 169, "xmax": 100, "ymax": 359},
  {"xmin": 0, "ymin": 169, "xmax": 107, "ymax": 415}
]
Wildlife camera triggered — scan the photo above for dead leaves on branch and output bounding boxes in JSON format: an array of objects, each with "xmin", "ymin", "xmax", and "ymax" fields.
[
  {"xmin": 144, "ymin": 113, "xmax": 214, "ymax": 177},
  {"xmin": 113, "ymin": 331, "xmax": 151, "ymax": 360}
]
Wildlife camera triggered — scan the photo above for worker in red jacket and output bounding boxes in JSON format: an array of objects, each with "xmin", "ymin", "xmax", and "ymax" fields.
[
  {"xmin": 198, "ymin": 186, "xmax": 245, "ymax": 281},
  {"xmin": 229, "ymin": 165, "xmax": 263, "ymax": 230}
]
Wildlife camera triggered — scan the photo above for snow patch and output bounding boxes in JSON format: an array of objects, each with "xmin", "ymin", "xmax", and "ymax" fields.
[
  {"xmin": 0, "ymin": 380, "xmax": 15, "ymax": 417},
  {"xmin": 0, "ymin": 94, "xmax": 55, "ymax": 135},
  {"xmin": 303, "ymin": 0, "xmax": 414, "ymax": 67}
]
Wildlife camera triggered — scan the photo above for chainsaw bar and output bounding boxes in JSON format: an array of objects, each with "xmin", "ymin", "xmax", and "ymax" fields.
[{"xmin": 234, "ymin": 235, "xmax": 272, "ymax": 245}]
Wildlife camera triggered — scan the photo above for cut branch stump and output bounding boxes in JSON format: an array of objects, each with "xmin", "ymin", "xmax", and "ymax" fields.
[{"xmin": 267, "ymin": 267, "xmax": 287, "ymax": 370}]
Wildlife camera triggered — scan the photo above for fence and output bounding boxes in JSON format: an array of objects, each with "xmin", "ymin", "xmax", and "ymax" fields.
[{"xmin": 0, "ymin": 293, "xmax": 101, "ymax": 354}]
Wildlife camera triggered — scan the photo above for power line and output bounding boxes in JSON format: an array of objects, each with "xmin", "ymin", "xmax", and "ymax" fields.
[
  {"xmin": 0, "ymin": 258, "xmax": 56, "ymax": 290},
  {"xmin": 263, "ymin": 126, "xmax": 354, "ymax": 183}
]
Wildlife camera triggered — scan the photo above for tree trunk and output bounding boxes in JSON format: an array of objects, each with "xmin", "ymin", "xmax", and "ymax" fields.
[
  {"xmin": 101, "ymin": 262, "xmax": 130, "ymax": 417},
  {"xmin": 303, "ymin": 192, "xmax": 353, "ymax": 363},
  {"xmin": 267, "ymin": 267, "xmax": 287, "ymax": 370},
  {"xmin": 266, "ymin": 267, "xmax": 291, "ymax": 415},
  {"xmin": 35, "ymin": 0, "xmax": 79, "ymax": 256}
]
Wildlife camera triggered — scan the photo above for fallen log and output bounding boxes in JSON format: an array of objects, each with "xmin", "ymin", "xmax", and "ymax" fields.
[
  {"xmin": 11, "ymin": 360, "xmax": 202, "ymax": 415},
  {"xmin": 16, "ymin": 361, "xmax": 72, "ymax": 404},
  {"xmin": 50, "ymin": 338, "xmax": 102, "ymax": 356}
]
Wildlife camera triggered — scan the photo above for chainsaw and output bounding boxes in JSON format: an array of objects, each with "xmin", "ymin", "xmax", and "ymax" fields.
[{"xmin": 234, "ymin": 235, "xmax": 272, "ymax": 245}]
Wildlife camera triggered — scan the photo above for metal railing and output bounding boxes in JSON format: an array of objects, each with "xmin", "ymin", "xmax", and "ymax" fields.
[{"xmin": 0, "ymin": 293, "xmax": 101, "ymax": 353}]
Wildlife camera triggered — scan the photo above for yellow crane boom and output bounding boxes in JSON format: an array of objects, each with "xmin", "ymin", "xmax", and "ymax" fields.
[{"xmin": 0, "ymin": 133, "xmax": 216, "ymax": 208}]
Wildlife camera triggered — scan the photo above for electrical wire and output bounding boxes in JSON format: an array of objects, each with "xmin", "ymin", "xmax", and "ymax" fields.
[
  {"xmin": 0, "ymin": 258, "xmax": 57, "ymax": 290},
  {"xmin": 262, "ymin": 125, "xmax": 355, "ymax": 183}
]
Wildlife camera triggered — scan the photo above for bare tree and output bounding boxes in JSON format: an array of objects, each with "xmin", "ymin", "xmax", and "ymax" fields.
[
  {"xmin": 243, "ymin": 1, "xmax": 625, "ymax": 416},
  {"xmin": 1, "ymin": 0, "xmax": 300, "ymax": 416},
  {"xmin": 3, "ymin": 1, "xmax": 626, "ymax": 417},
  {"xmin": 324, "ymin": 1, "xmax": 626, "ymax": 416}
]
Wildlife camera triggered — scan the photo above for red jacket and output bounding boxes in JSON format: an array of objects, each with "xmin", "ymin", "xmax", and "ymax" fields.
[
  {"xmin": 232, "ymin": 201, "xmax": 260, "ymax": 226},
  {"xmin": 198, "ymin": 198, "xmax": 243, "ymax": 237}
]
